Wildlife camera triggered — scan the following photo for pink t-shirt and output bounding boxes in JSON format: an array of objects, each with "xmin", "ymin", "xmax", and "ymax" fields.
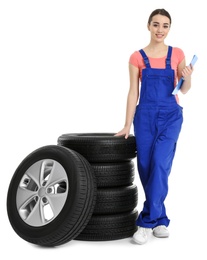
[
  {"xmin": 129, "ymin": 47, "xmax": 185, "ymax": 103},
  {"xmin": 129, "ymin": 47, "xmax": 184, "ymax": 83}
]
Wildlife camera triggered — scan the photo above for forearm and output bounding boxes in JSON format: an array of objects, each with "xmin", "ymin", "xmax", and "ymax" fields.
[
  {"xmin": 180, "ymin": 76, "xmax": 191, "ymax": 94},
  {"xmin": 179, "ymin": 62, "xmax": 193, "ymax": 94}
]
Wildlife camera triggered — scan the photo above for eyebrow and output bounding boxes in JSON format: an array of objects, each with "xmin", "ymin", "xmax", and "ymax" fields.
[{"xmin": 152, "ymin": 22, "xmax": 169, "ymax": 26}]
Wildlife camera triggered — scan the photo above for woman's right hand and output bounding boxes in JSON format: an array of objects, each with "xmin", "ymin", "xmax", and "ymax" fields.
[{"xmin": 114, "ymin": 126, "xmax": 131, "ymax": 139}]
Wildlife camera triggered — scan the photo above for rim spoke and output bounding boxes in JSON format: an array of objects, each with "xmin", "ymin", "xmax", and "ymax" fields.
[
  {"xmin": 47, "ymin": 161, "xmax": 67, "ymax": 186},
  {"xmin": 26, "ymin": 199, "xmax": 45, "ymax": 226},
  {"xmin": 16, "ymin": 186, "xmax": 37, "ymax": 209},
  {"xmin": 47, "ymin": 193, "xmax": 68, "ymax": 218},
  {"xmin": 26, "ymin": 161, "xmax": 42, "ymax": 187}
]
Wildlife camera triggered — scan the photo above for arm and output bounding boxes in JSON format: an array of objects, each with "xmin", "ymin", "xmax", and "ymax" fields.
[
  {"xmin": 115, "ymin": 63, "xmax": 139, "ymax": 139},
  {"xmin": 178, "ymin": 58, "xmax": 194, "ymax": 94}
]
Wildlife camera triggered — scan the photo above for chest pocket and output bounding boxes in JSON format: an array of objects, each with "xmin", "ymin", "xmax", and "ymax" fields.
[{"xmin": 141, "ymin": 73, "xmax": 174, "ymax": 101}]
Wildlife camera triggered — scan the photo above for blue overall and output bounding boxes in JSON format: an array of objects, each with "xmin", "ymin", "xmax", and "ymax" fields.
[{"xmin": 133, "ymin": 46, "xmax": 183, "ymax": 228}]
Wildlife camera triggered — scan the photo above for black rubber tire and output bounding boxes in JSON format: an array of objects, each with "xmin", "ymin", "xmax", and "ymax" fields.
[
  {"xmin": 94, "ymin": 184, "xmax": 138, "ymax": 214},
  {"xmin": 91, "ymin": 161, "xmax": 135, "ymax": 187},
  {"xmin": 7, "ymin": 145, "xmax": 97, "ymax": 247},
  {"xmin": 57, "ymin": 133, "xmax": 137, "ymax": 163},
  {"xmin": 75, "ymin": 209, "xmax": 138, "ymax": 241}
]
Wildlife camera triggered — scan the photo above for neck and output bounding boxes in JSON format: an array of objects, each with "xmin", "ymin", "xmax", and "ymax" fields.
[
  {"xmin": 146, "ymin": 42, "xmax": 167, "ymax": 51},
  {"xmin": 143, "ymin": 42, "xmax": 168, "ymax": 58}
]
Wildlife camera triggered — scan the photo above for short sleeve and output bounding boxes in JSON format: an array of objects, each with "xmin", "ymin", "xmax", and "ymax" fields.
[
  {"xmin": 129, "ymin": 51, "xmax": 139, "ymax": 68},
  {"xmin": 173, "ymin": 47, "xmax": 185, "ymax": 64}
]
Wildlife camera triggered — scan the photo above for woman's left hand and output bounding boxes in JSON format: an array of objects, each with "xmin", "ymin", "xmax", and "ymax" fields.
[{"xmin": 182, "ymin": 64, "xmax": 193, "ymax": 80}]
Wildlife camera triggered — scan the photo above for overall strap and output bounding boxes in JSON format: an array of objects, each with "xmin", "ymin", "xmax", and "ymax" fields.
[
  {"xmin": 139, "ymin": 46, "xmax": 173, "ymax": 69},
  {"xmin": 139, "ymin": 49, "xmax": 151, "ymax": 68},
  {"xmin": 165, "ymin": 46, "xmax": 172, "ymax": 69}
]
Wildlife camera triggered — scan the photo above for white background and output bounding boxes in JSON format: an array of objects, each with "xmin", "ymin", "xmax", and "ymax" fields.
[{"xmin": 0, "ymin": 0, "xmax": 206, "ymax": 259}]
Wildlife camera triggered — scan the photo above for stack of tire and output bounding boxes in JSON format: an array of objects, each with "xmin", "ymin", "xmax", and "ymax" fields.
[
  {"xmin": 6, "ymin": 133, "xmax": 138, "ymax": 247},
  {"xmin": 57, "ymin": 133, "xmax": 138, "ymax": 241}
]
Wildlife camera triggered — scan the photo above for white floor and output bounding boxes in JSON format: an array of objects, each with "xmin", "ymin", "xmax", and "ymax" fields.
[{"xmin": 2, "ymin": 210, "xmax": 205, "ymax": 260}]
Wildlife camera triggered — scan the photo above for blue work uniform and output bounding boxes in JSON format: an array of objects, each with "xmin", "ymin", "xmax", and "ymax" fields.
[{"xmin": 133, "ymin": 46, "xmax": 183, "ymax": 228}]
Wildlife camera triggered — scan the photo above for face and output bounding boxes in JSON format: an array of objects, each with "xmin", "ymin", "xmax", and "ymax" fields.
[{"xmin": 148, "ymin": 14, "xmax": 171, "ymax": 42}]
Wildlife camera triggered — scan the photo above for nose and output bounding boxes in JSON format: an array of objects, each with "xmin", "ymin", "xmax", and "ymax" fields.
[{"xmin": 157, "ymin": 26, "xmax": 162, "ymax": 32}]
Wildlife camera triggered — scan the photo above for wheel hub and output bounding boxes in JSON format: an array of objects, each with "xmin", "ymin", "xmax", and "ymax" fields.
[{"xmin": 38, "ymin": 187, "xmax": 46, "ymax": 197}]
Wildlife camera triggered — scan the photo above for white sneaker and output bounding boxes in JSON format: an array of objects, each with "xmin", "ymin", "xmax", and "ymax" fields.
[
  {"xmin": 153, "ymin": 225, "xmax": 169, "ymax": 238},
  {"xmin": 133, "ymin": 227, "xmax": 148, "ymax": 245}
]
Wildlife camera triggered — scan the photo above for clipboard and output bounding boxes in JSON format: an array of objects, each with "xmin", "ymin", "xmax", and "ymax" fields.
[{"xmin": 172, "ymin": 55, "xmax": 198, "ymax": 95}]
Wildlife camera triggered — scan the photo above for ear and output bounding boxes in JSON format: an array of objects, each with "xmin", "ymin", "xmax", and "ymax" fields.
[{"xmin": 147, "ymin": 23, "xmax": 150, "ymax": 31}]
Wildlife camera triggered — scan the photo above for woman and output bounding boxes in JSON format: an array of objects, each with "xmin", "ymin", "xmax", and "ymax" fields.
[{"xmin": 115, "ymin": 8, "xmax": 193, "ymax": 245}]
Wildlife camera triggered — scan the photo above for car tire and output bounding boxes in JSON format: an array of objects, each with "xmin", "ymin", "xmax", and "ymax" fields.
[
  {"xmin": 75, "ymin": 209, "xmax": 138, "ymax": 241},
  {"xmin": 91, "ymin": 161, "xmax": 135, "ymax": 187},
  {"xmin": 94, "ymin": 184, "xmax": 138, "ymax": 214},
  {"xmin": 57, "ymin": 133, "xmax": 137, "ymax": 163},
  {"xmin": 7, "ymin": 145, "xmax": 97, "ymax": 247}
]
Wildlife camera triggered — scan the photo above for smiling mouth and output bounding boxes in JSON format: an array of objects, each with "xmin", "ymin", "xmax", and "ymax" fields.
[{"xmin": 156, "ymin": 34, "xmax": 164, "ymax": 38}]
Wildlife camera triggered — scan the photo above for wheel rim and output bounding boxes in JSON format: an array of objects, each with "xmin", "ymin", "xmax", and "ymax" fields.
[{"xmin": 16, "ymin": 159, "xmax": 69, "ymax": 227}]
